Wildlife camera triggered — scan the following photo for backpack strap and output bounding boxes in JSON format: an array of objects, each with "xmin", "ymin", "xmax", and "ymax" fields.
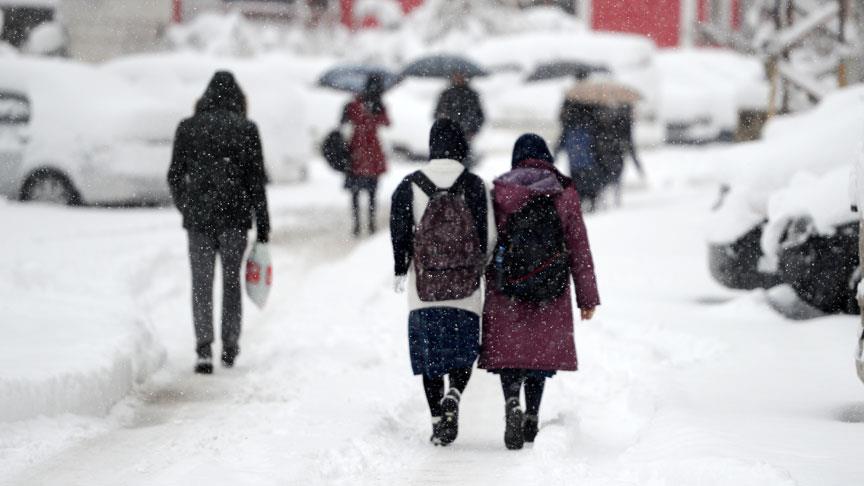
[
  {"xmin": 411, "ymin": 171, "xmax": 443, "ymax": 197},
  {"xmin": 412, "ymin": 170, "xmax": 470, "ymax": 197},
  {"xmin": 447, "ymin": 170, "xmax": 471, "ymax": 195}
]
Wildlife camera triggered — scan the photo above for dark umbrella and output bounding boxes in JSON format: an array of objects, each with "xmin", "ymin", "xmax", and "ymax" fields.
[
  {"xmin": 526, "ymin": 61, "xmax": 610, "ymax": 83},
  {"xmin": 317, "ymin": 65, "xmax": 399, "ymax": 93},
  {"xmin": 400, "ymin": 55, "xmax": 488, "ymax": 79}
]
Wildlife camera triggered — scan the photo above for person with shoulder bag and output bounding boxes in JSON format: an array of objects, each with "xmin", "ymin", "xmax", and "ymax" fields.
[
  {"xmin": 167, "ymin": 71, "xmax": 271, "ymax": 374},
  {"xmin": 389, "ymin": 119, "xmax": 496, "ymax": 446},
  {"xmin": 480, "ymin": 133, "xmax": 600, "ymax": 449}
]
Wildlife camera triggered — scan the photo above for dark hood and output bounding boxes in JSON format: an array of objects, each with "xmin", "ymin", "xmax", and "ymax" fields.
[
  {"xmin": 429, "ymin": 118, "xmax": 468, "ymax": 163},
  {"xmin": 493, "ymin": 166, "xmax": 564, "ymax": 215},
  {"xmin": 196, "ymin": 71, "xmax": 246, "ymax": 115},
  {"xmin": 511, "ymin": 133, "xmax": 554, "ymax": 168}
]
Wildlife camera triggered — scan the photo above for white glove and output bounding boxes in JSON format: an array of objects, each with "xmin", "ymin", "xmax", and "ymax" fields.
[{"xmin": 394, "ymin": 275, "xmax": 407, "ymax": 294}]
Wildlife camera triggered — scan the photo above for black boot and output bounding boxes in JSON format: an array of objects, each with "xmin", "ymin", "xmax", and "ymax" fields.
[
  {"xmin": 438, "ymin": 388, "xmax": 461, "ymax": 446},
  {"xmin": 430, "ymin": 416, "xmax": 444, "ymax": 445},
  {"xmin": 194, "ymin": 356, "xmax": 213, "ymax": 374},
  {"xmin": 221, "ymin": 346, "xmax": 239, "ymax": 368},
  {"xmin": 523, "ymin": 414, "xmax": 539, "ymax": 443},
  {"xmin": 504, "ymin": 397, "xmax": 524, "ymax": 450}
]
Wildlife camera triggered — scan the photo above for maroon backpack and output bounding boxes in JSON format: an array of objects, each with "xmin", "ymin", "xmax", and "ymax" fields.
[{"xmin": 412, "ymin": 171, "xmax": 484, "ymax": 302}]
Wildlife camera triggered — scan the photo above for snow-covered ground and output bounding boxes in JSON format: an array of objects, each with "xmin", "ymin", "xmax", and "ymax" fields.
[{"xmin": 2, "ymin": 142, "xmax": 862, "ymax": 485}]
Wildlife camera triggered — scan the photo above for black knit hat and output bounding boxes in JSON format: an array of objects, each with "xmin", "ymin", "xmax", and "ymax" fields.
[{"xmin": 429, "ymin": 118, "xmax": 468, "ymax": 163}]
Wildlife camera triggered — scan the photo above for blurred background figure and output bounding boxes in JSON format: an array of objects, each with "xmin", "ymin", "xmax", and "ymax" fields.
[
  {"xmin": 434, "ymin": 71, "xmax": 485, "ymax": 169},
  {"xmin": 341, "ymin": 73, "xmax": 390, "ymax": 236},
  {"xmin": 594, "ymin": 103, "xmax": 645, "ymax": 207},
  {"xmin": 167, "ymin": 71, "xmax": 271, "ymax": 374},
  {"xmin": 556, "ymin": 98, "xmax": 602, "ymax": 211}
]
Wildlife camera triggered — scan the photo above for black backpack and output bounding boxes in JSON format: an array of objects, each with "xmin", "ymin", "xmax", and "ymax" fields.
[
  {"xmin": 494, "ymin": 195, "xmax": 569, "ymax": 302},
  {"xmin": 321, "ymin": 130, "xmax": 350, "ymax": 172}
]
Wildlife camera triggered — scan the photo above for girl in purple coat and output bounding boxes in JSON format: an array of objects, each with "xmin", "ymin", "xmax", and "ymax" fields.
[{"xmin": 480, "ymin": 133, "xmax": 600, "ymax": 449}]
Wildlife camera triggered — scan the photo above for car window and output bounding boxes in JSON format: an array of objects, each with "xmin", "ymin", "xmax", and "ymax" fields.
[{"xmin": 0, "ymin": 91, "xmax": 31, "ymax": 124}]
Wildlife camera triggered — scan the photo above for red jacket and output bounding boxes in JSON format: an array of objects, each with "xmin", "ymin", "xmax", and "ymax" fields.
[
  {"xmin": 344, "ymin": 99, "xmax": 389, "ymax": 177},
  {"xmin": 479, "ymin": 160, "xmax": 600, "ymax": 372}
]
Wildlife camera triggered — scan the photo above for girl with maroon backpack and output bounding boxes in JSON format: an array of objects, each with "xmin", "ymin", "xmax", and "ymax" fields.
[
  {"xmin": 389, "ymin": 119, "xmax": 496, "ymax": 446},
  {"xmin": 480, "ymin": 133, "xmax": 600, "ymax": 449}
]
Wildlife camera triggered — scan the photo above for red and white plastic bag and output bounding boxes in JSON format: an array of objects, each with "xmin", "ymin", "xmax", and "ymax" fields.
[{"xmin": 245, "ymin": 242, "xmax": 272, "ymax": 309}]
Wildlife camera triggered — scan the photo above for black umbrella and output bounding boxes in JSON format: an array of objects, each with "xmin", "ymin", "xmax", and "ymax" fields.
[
  {"xmin": 317, "ymin": 65, "xmax": 399, "ymax": 93},
  {"xmin": 526, "ymin": 61, "xmax": 610, "ymax": 83},
  {"xmin": 400, "ymin": 55, "xmax": 488, "ymax": 79}
]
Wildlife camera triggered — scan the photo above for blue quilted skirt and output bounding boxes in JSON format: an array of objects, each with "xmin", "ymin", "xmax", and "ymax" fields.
[{"xmin": 408, "ymin": 308, "xmax": 480, "ymax": 378}]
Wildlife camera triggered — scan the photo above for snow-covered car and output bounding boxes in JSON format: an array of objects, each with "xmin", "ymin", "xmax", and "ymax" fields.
[
  {"xmin": 761, "ymin": 167, "xmax": 859, "ymax": 314},
  {"xmin": 466, "ymin": 31, "xmax": 664, "ymax": 148},
  {"xmin": 0, "ymin": 58, "xmax": 184, "ymax": 205},
  {"xmin": 708, "ymin": 85, "xmax": 864, "ymax": 292},
  {"xmin": 657, "ymin": 49, "xmax": 769, "ymax": 144},
  {"xmin": 105, "ymin": 52, "xmax": 328, "ymax": 183}
]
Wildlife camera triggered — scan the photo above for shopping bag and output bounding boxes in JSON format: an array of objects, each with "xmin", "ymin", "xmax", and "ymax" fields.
[{"xmin": 245, "ymin": 242, "xmax": 272, "ymax": 309}]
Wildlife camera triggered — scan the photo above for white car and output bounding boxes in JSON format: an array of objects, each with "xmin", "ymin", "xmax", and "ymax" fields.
[
  {"xmin": 0, "ymin": 58, "xmax": 183, "ymax": 205},
  {"xmin": 657, "ymin": 49, "xmax": 769, "ymax": 144},
  {"xmin": 466, "ymin": 31, "xmax": 664, "ymax": 148},
  {"xmin": 105, "ymin": 52, "xmax": 320, "ymax": 183}
]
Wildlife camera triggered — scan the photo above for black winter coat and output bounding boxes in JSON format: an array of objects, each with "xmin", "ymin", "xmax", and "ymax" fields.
[
  {"xmin": 168, "ymin": 109, "xmax": 270, "ymax": 241},
  {"xmin": 434, "ymin": 85, "xmax": 485, "ymax": 138}
]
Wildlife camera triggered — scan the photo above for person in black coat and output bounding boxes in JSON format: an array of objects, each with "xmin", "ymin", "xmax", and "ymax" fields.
[
  {"xmin": 434, "ymin": 72, "xmax": 485, "ymax": 166},
  {"xmin": 168, "ymin": 71, "xmax": 271, "ymax": 374}
]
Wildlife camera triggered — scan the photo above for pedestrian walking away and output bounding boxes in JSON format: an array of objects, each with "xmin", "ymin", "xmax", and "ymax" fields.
[
  {"xmin": 167, "ymin": 71, "xmax": 271, "ymax": 374},
  {"xmin": 342, "ymin": 74, "xmax": 390, "ymax": 236},
  {"xmin": 434, "ymin": 71, "xmax": 485, "ymax": 168},
  {"xmin": 556, "ymin": 99, "xmax": 604, "ymax": 211},
  {"xmin": 481, "ymin": 133, "xmax": 600, "ymax": 449},
  {"xmin": 390, "ymin": 118, "xmax": 496, "ymax": 446}
]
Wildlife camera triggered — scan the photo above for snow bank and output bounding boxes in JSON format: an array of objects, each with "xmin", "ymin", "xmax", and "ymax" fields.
[
  {"xmin": 0, "ymin": 205, "xmax": 167, "ymax": 423},
  {"xmin": 708, "ymin": 84, "xmax": 864, "ymax": 243},
  {"xmin": 0, "ymin": 293, "xmax": 163, "ymax": 422}
]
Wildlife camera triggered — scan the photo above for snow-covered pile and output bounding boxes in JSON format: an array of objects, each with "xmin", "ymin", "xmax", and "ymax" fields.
[
  {"xmin": 167, "ymin": 11, "xmax": 275, "ymax": 57},
  {"xmin": 708, "ymin": 84, "xmax": 864, "ymax": 243},
  {"xmin": 0, "ymin": 205, "xmax": 166, "ymax": 423}
]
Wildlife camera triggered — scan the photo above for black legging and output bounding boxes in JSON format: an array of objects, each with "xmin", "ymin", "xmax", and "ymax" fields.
[
  {"xmin": 499, "ymin": 369, "xmax": 546, "ymax": 417},
  {"xmin": 351, "ymin": 187, "xmax": 376, "ymax": 232},
  {"xmin": 422, "ymin": 367, "xmax": 472, "ymax": 417}
]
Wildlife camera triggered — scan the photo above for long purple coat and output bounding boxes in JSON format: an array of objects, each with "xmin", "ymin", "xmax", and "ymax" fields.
[{"xmin": 479, "ymin": 160, "xmax": 600, "ymax": 372}]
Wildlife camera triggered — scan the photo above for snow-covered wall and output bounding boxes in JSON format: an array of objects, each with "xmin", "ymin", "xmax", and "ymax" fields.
[{"xmin": 58, "ymin": 0, "xmax": 172, "ymax": 61}]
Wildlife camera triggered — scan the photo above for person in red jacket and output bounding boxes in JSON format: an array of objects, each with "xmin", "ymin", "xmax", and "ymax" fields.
[
  {"xmin": 480, "ymin": 133, "xmax": 600, "ymax": 449},
  {"xmin": 342, "ymin": 74, "xmax": 390, "ymax": 236}
]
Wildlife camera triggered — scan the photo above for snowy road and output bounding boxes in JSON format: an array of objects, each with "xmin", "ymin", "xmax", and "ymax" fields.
[{"xmin": 3, "ymin": 150, "xmax": 864, "ymax": 485}]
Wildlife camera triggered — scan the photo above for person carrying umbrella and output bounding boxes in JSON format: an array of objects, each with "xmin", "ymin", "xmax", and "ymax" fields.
[
  {"xmin": 434, "ymin": 71, "xmax": 485, "ymax": 168},
  {"xmin": 556, "ymin": 98, "xmax": 603, "ymax": 211},
  {"xmin": 341, "ymin": 74, "xmax": 390, "ymax": 236}
]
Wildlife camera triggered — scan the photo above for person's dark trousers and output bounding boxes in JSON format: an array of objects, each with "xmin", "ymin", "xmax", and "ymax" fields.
[
  {"xmin": 499, "ymin": 369, "xmax": 546, "ymax": 417},
  {"xmin": 188, "ymin": 229, "xmax": 248, "ymax": 359},
  {"xmin": 351, "ymin": 187, "xmax": 377, "ymax": 234},
  {"xmin": 423, "ymin": 367, "xmax": 472, "ymax": 417}
]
